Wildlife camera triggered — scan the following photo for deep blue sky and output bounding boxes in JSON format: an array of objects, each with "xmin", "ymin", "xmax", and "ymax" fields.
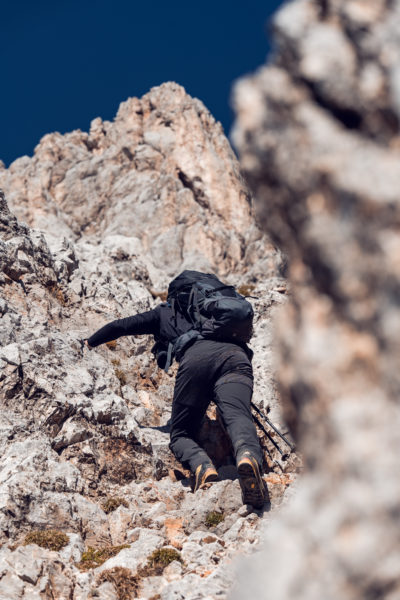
[{"xmin": 1, "ymin": 0, "xmax": 283, "ymax": 166}]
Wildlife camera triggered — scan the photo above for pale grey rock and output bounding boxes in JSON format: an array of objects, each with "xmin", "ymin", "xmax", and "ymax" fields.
[
  {"xmin": 72, "ymin": 571, "xmax": 95, "ymax": 600},
  {"xmin": 51, "ymin": 417, "xmax": 91, "ymax": 452},
  {"xmin": 102, "ymin": 234, "xmax": 142, "ymax": 259},
  {"xmin": 6, "ymin": 546, "xmax": 44, "ymax": 585},
  {"xmin": 163, "ymin": 560, "xmax": 183, "ymax": 582},
  {"xmin": 96, "ymin": 529, "xmax": 164, "ymax": 573},
  {"xmin": 95, "ymin": 582, "xmax": 119, "ymax": 600},
  {"xmin": 158, "ymin": 567, "xmax": 234, "ymax": 600},
  {"xmin": 181, "ymin": 539, "xmax": 222, "ymax": 570},
  {"xmin": 232, "ymin": 0, "xmax": 400, "ymax": 599},
  {"xmin": 107, "ymin": 506, "xmax": 132, "ymax": 545},
  {"xmin": 0, "ymin": 545, "xmax": 81, "ymax": 600},
  {"xmin": 0, "ymin": 83, "xmax": 281, "ymax": 282},
  {"xmin": 0, "ymin": 438, "xmax": 85, "ymax": 538},
  {"xmin": 0, "ymin": 343, "xmax": 20, "ymax": 365},
  {"xmin": 0, "ymin": 572, "xmax": 25, "ymax": 600},
  {"xmin": 0, "ymin": 78, "xmax": 291, "ymax": 598},
  {"xmin": 89, "ymin": 394, "xmax": 130, "ymax": 425},
  {"xmin": 59, "ymin": 533, "xmax": 85, "ymax": 563},
  {"xmin": 63, "ymin": 366, "xmax": 94, "ymax": 396},
  {"xmin": 70, "ymin": 494, "xmax": 111, "ymax": 546},
  {"xmin": 138, "ymin": 574, "xmax": 167, "ymax": 599}
]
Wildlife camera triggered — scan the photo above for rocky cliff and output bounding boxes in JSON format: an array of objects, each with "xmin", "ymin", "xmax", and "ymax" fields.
[
  {"xmin": 0, "ymin": 82, "xmax": 282, "ymax": 285},
  {"xmin": 0, "ymin": 83, "xmax": 296, "ymax": 599},
  {"xmin": 232, "ymin": 1, "xmax": 400, "ymax": 598}
]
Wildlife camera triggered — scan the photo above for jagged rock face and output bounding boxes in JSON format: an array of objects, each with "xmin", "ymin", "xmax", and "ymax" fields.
[
  {"xmin": 0, "ymin": 82, "xmax": 282, "ymax": 285},
  {"xmin": 0, "ymin": 83, "xmax": 295, "ymax": 599},
  {"xmin": 232, "ymin": 1, "xmax": 400, "ymax": 599}
]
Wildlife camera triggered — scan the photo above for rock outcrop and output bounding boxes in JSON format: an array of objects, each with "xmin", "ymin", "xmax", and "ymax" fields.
[
  {"xmin": 232, "ymin": 1, "xmax": 400, "ymax": 598},
  {"xmin": 0, "ymin": 82, "xmax": 282, "ymax": 286},
  {"xmin": 0, "ymin": 83, "xmax": 295, "ymax": 599}
]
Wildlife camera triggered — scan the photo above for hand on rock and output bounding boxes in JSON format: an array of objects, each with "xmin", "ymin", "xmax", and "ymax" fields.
[{"xmin": 80, "ymin": 339, "xmax": 92, "ymax": 353}]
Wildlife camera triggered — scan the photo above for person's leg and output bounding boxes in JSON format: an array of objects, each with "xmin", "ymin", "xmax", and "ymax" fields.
[
  {"xmin": 214, "ymin": 380, "xmax": 263, "ymax": 467},
  {"xmin": 169, "ymin": 400, "xmax": 210, "ymax": 472},
  {"xmin": 214, "ymin": 345, "xmax": 266, "ymax": 508},
  {"xmin": 215, "ymin": 380, "xmax": 265, "ymax": 507},
  {"xmin": 169, "ymin": 343, "xmax": 218, "ymax": 489}
]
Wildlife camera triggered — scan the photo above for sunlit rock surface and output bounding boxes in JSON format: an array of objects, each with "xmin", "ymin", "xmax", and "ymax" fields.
[
  {"xmin": 0, "ymin": 82, "xmax": 282, "ymax": 286},
  {"xmin": 232, "ymin": 0, "xmax": 400, "ymax": 598},
  {"xmin": 0, "ymin": 83, "xmax": 295, "ymax": 599}
]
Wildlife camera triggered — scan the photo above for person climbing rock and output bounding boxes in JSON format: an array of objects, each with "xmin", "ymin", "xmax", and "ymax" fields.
[{"xmin": 84, "ymin": 270, "xmax": 266, "ymax": 509}]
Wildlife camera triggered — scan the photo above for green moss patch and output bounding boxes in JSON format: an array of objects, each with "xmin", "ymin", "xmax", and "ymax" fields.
[
  {"xmin": 24, "ymin": 530, "xmax": 69, "ymax": 552},
  {"xmin": 205, "ymin": 511, "xmax": 225, "ymax": 528},
  {"xmin": 102, "ymin": 497, "xmax": 129, "ymax": 514},
  {"xmin": 147, "ymin": 547, "xmax": 183, "ymax": 568},
  {"xmin": 138, "ymin": 547, "xmax": 184, "ymax": 576},
  {"xmin": 77, "ymin": 545, "xmax": 130, "ymax": 571}
]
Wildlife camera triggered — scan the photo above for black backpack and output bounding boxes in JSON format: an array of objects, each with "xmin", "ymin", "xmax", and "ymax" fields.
[{"xmin": 161, "ymin": 270, "xmax": 254, "ymax": 371}]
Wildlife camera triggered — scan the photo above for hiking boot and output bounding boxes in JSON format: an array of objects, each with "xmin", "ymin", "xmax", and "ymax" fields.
[
  {"xmin": 237, "ymin": 451, "xmax": 265, "ymax": 509},
  {"xmin": 193, "ymin": 463, "xmax": 219, "ymax": 493}
]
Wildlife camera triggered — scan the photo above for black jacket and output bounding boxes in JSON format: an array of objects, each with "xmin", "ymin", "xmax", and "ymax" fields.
[
  {"xmin": 87, "ymin": 303, "xmax": 192, "ymax": 348},
  {"xmin": 87, "ymin": 302, "xmax": 253, "ymax": 366}
]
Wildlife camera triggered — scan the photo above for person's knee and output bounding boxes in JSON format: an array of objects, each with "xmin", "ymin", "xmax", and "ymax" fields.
[
  {"xmin": 169, "ymin": 437, "xmax": 178, "ymax": 453},
  {"xmin": 169, "ymin": 430, "xmax": 179, "ymax": 447},
  {"xmin": 215, "ymin": 380, "xmax": 253, "ymax": 407}
]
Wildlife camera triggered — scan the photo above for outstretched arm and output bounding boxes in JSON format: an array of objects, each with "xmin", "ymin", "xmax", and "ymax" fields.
[{"xmin": 86, "ymin": 307, "xmax": 160, "ymax": 348}]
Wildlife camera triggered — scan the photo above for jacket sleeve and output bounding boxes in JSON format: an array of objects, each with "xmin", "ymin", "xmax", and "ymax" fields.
[{"xmin": 87, "ymin": 307, "xmax": 160, "ymax": 348}]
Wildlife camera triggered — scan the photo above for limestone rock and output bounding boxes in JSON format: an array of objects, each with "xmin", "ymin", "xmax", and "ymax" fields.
[
  {"xmin": 0, "ymin": 83, "xmax": 282, "ymax": 286},
  {"xmin": 232, "ymin": 0, "xmax": 400, "ymax": 598},
  {"xmin": 0, "ymin": 81, "xmax": 292, "ymax": 598}
]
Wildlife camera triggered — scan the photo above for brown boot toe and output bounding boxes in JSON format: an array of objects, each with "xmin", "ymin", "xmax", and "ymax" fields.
[{"xmin": 193, "ymin": 463, "xmax": 219, "ymax": 492}]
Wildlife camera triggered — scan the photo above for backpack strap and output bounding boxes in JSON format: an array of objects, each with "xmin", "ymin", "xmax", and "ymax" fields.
[
  {"xmin": 189, "ymin": 285, "xmax": 203, "ymax": 326},
  {"xmin": 170, "ymin": 297, "xmax": 177, "ymax": 326},
  {"xmin": 164, "ymin": 341, "xmax": 174, "ymax": 373},
  {"xmin": 186, "ymin": 286, "xmax": 197, "ymax": 326}
]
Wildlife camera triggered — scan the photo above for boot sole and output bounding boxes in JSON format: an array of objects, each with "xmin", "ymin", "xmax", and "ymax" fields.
[
  {"xmin": 237, "ymin": 459, "xmax": 265, "ymax": 508},
  {"xmin": 194, "ymin": 469, "xmax": 219, "ymax": 492},
  {"xmin": 200, "ymin": 472, "xmax": 219, "ymax": 489}
]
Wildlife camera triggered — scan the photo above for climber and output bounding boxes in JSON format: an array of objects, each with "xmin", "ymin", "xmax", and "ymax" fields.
[{"xmin": 84, "ymin": 270, "xmax": 266, "ymax": 509}]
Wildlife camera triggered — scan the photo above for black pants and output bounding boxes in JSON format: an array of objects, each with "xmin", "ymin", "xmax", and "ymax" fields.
[{"xmin": 169, "ymin": 339, "xmax": 262, "ymax": 472}]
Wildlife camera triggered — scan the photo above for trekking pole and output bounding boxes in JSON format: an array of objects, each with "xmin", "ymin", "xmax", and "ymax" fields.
[
  {"xmin": 252, "ymin": 412, "xmax": 289, "ymax": 460},
  {"xmin": 251, "ymin": 401, "xmax": 296, "ymax": 452},
  {"xmin": 259, "ymin": 439, "xmax": 285, "ymax": 473}
]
